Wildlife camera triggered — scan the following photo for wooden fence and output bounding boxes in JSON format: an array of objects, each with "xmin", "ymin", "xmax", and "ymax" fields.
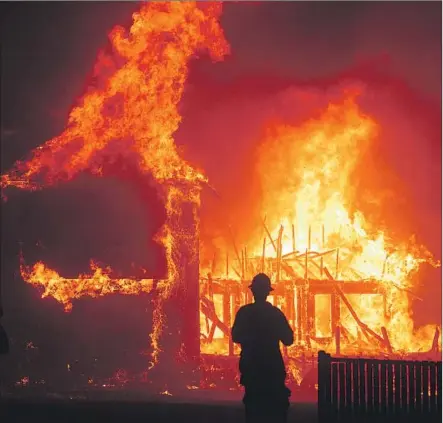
[{"xmin": 318, "ymin": 351, "xmax": 442, "ymax": 422}]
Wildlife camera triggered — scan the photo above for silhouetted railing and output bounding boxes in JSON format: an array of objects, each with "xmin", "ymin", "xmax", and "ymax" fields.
[{"xmin": 318, "ymin": 351, "xmax": 442, "ymax": 422}]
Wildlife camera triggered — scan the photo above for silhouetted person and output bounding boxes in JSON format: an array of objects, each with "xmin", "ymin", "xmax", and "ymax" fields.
[
  {"xmin": 0, "ymin": 292, "xmax": 8, "ymax": 403},
  {"xmin": 232, "ymin": 273, "xmax": 294, "ymax": 423},
  {"xmin": 0, "ymin": 301, "xmax": 7, "ymax": 356}
]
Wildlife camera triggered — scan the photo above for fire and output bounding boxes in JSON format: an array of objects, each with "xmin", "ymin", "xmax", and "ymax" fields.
[
  {"xmin": 255, "ymin": 90, "xmax": 436, "ymax": 285},
  {"xmin": 1, "ymin": 2, "xmax": 228, "ymax": 190},
  {"xmin": 2, "ymin": 1, "xmax": 229, "ymax": 366},
  {"xmin": 255, "ymin": 90, "xmax": 439, "ymax": 353},
  {"xmin": 200, "ymin": 89, "xmax": 440, "ymax": 361},
  {"xmin": 0, "ymin": 0, "xmax": 440, "ymax": 390},
  {"xmin": 20, "ymin": 258, "xmax": 155, "ymax": 312}
]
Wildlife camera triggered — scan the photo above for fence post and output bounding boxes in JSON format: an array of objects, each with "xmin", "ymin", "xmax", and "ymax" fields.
[
  {"xmin": 430, "ymin": 361, "xmax": 437, "ymax": 415},
  {"xmin": 400, "ymin": 362, "xmax": 407, "ymax": 416},
  {"xmin": 408, "ymin": 362, "xmax": 415, "ymax": 415},
  {"xmin": 335, "ymin": 326, "xmax": 341, "ymax": 356},
  {"xmin": 423, "ymin": 361, "xmax": 430, "ymax": 414},
  {"xmin": 359, "ymin": 359, "xmax": 366, "ymax": 417},
  {"xmin": 367, "ymin": 360, "xmax": 374, "ymax": 416},
  {"xmin": 318, "ymin": 350, "xmax": 331, "ymax": 422},
  {"xmin": 345, "ymin": 360, "xmax": 352, "ymax": 418},
  {"xmin": 317, "ymin": 355, "xmax": 442, "ymax": 421},
  {"xmin": 415, "ymin": 361, "xmax": 422, "ymax": 414},
  {"xmin": 380, "ymin": 361, "xmax": 387, "ymax": 416},
  {"xmin": 437, "ymin": 361, "xmax": 442, "ymax": 417}
]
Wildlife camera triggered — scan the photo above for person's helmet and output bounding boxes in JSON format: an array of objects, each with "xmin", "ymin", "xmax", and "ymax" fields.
[{"xmin": 249, "ymin": 273, "xmax": 274, "ymax": 293}]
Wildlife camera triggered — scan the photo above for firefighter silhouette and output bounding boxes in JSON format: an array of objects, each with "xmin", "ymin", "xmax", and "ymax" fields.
[
  {"xmin": 0, "ymin": 295, "xmax": 8, "ymax": 355},
  {"xmin": 232, "ymin": 273, "xmax": 294, "ymax": 423}
]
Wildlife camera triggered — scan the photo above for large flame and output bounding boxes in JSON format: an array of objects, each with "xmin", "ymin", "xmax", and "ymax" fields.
[
  {"xmin": 1, "ymin": 2, "xmax": 228, "ymax": 189},
  {"xmin": 200, "ymin": 89, "xmax": 440, "ymax": 364},
  {"xmin": 255, "ymin": 90, "xmax": 436, "ymax": 286},
  {"xmin": 2, "ymin": 1, "xmax": 230, "ymax": 366}
]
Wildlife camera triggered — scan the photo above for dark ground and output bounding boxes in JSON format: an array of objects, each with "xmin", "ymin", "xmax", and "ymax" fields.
[
  {"xmin": 0, "ymin": 397, "xmax": 315, "ymax": 423},
  {"xmin": 1, "ymin": 398, "xmax": 440, "ymax": 423}
]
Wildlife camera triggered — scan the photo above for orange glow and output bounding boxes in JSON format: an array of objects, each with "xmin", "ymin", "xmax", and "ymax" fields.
[
  {"xmin": 0, "ymin": 1, "xmax": 440, "ymax": 389},
  {"xmin": 200, "ymin": 90, "xmax": 441, "ymax": 365},
  {"xmin": 20, "ymin": 258, "xmax": 155, "ymax": 312},
  {"xmin": 1, "ymin": 2, "xmax": 228, "ymax": 190},
  {"xmin": 2, "ymin": 1, "xmax": 229, "ymax": 369}
]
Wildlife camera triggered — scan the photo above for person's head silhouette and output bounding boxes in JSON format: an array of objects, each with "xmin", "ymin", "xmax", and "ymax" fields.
[{"xmin": 249, "ymin": 273, "xmax": 273, "ymax": 303}]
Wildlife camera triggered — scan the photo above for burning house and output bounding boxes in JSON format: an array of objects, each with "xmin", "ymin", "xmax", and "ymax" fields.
[{"xmin": 197, "ymin": 93, "xmax": 441, "ymax": 389}]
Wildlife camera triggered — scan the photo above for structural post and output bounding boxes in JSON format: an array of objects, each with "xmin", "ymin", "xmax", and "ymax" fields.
[
  {"xmin": 160, "ymin": 182, "xmax": 201, "ymax": 387},
  {"xmin": 175, "ymin": 183, "xmax": 200, "ymax": 364},
  {"xmin": 318, "ymin": 350, "xmax": 332, "ymax": 423}
]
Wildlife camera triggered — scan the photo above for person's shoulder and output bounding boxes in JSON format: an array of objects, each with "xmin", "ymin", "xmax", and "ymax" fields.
[
  {"xmin": 237, "ymin": 303, "xmax": 258, "ymax": 318},
  {"xmin": 238, "ymin": 304, "xmax": 254, "ymax": 313},
  {"xmin": 270, "ymin": 304, "xmax": 285, "ymax": 317}
]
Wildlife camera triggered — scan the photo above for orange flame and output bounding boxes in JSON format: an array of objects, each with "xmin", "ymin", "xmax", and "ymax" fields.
[
  {"xmin": 3, "ymin": 1, "xmax": 230, "ymax": 367},
  {"xmin": 200, "ymin": 89, "xmax": 440, "ymax": 360},
  {"xmin": 1, "ymin": 2, "xmax": 228, "ymax": 190},
  {"xmin": 20, "ymin": 257, "xmax": 155, "ymax": 312}
]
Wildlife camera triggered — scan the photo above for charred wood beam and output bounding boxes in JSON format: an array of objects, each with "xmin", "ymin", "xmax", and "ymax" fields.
[
  {"xmin": 241, "ymin": 248, "xmax": 245, "ymax": 280},
  {"xmin": 296, "ymin": 287, "xmax": 302, "ymax": 344},
  {"xmin": 323, "ymin": 267, "xmax": 389, "ymax": 351},
  {"xmin": 200, "ymin": 297, "xmax": 230, "ymax": 338},
  {"xmin": 206, "ymin": 321, "xmax": 217, "ymax": 343},
  {"xmin": 308, "ymin": 279, "xmax": 384, "ymax": 294},
  {"xmin": 432, "ymin": 326, "xmax": 440, "ymax": 352},
  {"xmin": 335, "ymin": 326, "xmax": 341, "ymax": 355},
  {"xmin": 282, "ymin": 249, "xmax": 336, "ymax": 260},
  {"xmin": 262, "ymin": 219, "xmax": 277, "ymax": 252},
  {"xmin": 331, "ymin": 292, "xmax": 340, "ymax": 334},
  {"xmin": 261, "ymin": 237, "xmax": 266, "ymax": 272},
  {"xmin": 335, "ymin": 248, "xmax": 340, "ymax": 279},
  {"xmin": 276, "ymin": 225, "xmax": 284, "ymax": 281},
  {"xmin": 207, "ymin": 273, "xmax": 214, "ymax": 302},
  {"xmin": 226, "ymin": 252, "xmax": 229, "ymax": 278},
  {"xmin": 338, "ymin": 324, "xmax": 351, "ymax": 343},
  {"xmin": 228, "ymin": 225, "xmax": 243, "ymax": 273},
  {"xmin": 381, "ymin": 326, "xmax": 393, "ymax": 354},
  {"xmin": 285, "ymin": 256, "xmax": 308, "ymax": 275},
  {"xmin": 385, "ymin": 280, "xmax": 423, "ymax": 302},
  {"xmin": 211, "ymin": 252, "xmax": 217, "ymax": 275},
  {"xmin": 307, "ymin": 291, "xmax": 315, "ymax": 339},
  {"xmin": 262, "ymin": 221, "xmax": 302, "ymax": 281}
]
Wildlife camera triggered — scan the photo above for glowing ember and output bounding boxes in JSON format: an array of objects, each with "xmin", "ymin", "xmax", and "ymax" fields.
[
  {"xmin": 160, "ymin": 389, "xmax": 173, "ymax": 396},
  {"xmin": 15, "ymin": 376, "xmax": 30, "ymax": 387}
]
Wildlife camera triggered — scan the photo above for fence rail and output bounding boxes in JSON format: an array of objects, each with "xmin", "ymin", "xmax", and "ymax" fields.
[{"xmin": 318, "ymin": 351, "xmax": 442, "ymax": 422}]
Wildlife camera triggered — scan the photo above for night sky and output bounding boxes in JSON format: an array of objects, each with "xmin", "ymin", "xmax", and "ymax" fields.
[{"xmin": 0, "ymin": 1, "xmax": 441, "ymax": 385}]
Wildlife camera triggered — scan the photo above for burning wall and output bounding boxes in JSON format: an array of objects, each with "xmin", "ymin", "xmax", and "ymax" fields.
[{"xmin": 1, "ymin": 1, "xmax": 230, "ymax": 373}]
